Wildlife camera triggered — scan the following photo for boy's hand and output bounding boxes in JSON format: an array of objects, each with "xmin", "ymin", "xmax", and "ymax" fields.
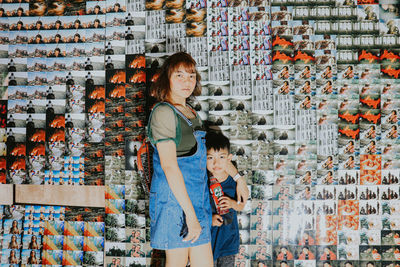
[
  {"xmin": 212, "ymin": 214, "xmax": 223, "ymax": 226},
  {"xmin": 218, "ymin": 196, "xmax": 234, "ymax": 210}
]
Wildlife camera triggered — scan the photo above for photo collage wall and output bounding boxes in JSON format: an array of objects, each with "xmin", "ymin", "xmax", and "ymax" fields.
[{"xmin": 0, "ymin": 0, "xmax": 400, "ymax": 266}]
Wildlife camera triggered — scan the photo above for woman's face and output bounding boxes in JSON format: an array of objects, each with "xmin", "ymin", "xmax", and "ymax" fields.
[{"xmin": 169, "ymin": 65, "xmax": 196, "ymax": 102}]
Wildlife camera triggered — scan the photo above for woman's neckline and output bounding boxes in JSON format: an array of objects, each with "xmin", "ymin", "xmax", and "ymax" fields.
[{"xmin": 172, "ymin": 103, "xmax": 197, "ymax": 120}]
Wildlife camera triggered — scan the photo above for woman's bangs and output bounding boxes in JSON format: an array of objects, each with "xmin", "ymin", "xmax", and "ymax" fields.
[{"xmin": 169, "ymin": 61, "xmax": 196, "ymax": 76}]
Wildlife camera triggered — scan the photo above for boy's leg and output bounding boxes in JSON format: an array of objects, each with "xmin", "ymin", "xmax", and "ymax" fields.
[
  {"xmin": 165, "ymin": 247, "xmax": 189, "ymax": 267},
  {"xmin": 216, "ymin": 254, "xmax": 236, "ymax": 267}
]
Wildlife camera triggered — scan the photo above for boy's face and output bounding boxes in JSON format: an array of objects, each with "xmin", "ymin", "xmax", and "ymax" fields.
[{"xmin": 206, "ymin": 148, "xmax": 232, "ymax": 177}]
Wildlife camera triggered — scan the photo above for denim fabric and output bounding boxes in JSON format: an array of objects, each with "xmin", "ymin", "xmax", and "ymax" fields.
[
  {"xmin": 214, "ymin": 254, "xmax": 235, "ymax": 267},
  {"xmin": 149, "ymin": 104, "xmax": 211, "ymax": 250}
]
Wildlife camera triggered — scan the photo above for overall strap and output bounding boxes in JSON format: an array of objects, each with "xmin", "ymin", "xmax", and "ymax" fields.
[{"xmin": 160, "ymin": 102, "xmax": 193, "ymax": 127}]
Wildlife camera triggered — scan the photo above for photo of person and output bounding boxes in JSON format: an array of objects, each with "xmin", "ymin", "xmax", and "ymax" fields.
[
  {"xmin": 8, "ymin": 249, "xmax": 20, "ymax": 264},
  {"xmin": 27, "ymin": 249, "xmax": 39, "ymax": 264},
  {"xmin": 9, "ymin": 220, "xmax": 21, "ymax": 234},
  {"xmin": 276, "ymin": 246, "xmax": 294, "ymax": 260},
  {"xmin": 7, "ymin": 234, "xmax": 20, "ymax": 249}
]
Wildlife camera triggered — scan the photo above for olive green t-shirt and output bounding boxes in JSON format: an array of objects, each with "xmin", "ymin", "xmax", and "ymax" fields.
[{"xmin": 149, "ymin": 104, "xmax": 202, "ymax": 156}]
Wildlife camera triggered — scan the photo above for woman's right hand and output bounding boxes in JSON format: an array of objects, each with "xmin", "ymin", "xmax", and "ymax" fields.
[{"xmin": 183, "ymin": 215, "xmax": 202, "ymax": 243}]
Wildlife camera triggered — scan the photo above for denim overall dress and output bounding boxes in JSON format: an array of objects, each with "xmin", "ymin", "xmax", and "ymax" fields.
[{"xmin": 148, "ymin": 103, "xmax": 212, "ymax": 250}]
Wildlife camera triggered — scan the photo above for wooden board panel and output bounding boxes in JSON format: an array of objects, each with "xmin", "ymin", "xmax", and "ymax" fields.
[
  {"xmin": 15, "ymin": 185, "xmax": 105, "ymax": 207},
  {"xmin": 0, "ymin": 184, "xmax": 13, "ymax": 205}
]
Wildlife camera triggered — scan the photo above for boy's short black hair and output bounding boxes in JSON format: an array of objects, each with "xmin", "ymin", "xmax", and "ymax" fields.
[{"xmin": 205, "ymin": 131, "xmax": 230, "ymax": 152}]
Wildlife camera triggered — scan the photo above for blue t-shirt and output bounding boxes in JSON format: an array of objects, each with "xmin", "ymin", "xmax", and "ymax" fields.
[{"xmin": 210, "ymin": 176, "xmax": 239, "ymax": 260}]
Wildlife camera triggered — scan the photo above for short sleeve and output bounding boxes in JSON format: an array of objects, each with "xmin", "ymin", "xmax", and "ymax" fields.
[{"xmin": 149, "ymin": 104, "xmax": 177, "ymax": 144}]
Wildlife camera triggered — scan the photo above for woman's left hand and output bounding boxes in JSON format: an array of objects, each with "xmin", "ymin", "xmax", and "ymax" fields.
[
  {"xmin": 236, "ymin": 177, "xmax": 249, "ymax": 204},
  {"xmin": 225, "ymin": 161, "xmax": 249, "ymax": 204}
]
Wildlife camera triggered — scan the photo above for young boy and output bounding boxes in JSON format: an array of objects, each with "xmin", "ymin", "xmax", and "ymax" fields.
[{"xmin": 205, "ymin": 131, "xmax": 247, "ymax": 266}]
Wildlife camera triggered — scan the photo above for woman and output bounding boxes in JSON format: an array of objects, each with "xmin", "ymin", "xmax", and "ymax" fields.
[
  {"xmin": 298, "ymin": 246, "xmax": 315, "ymax": 260},
  {"xmin": 300, "ymin": 66, "xmax": 311, "ymax": 79},
  {"xmin": 321, "ymin": 80, "xmax": 333, "ymax": 94},
  {"xmin": 27, "ymin": 250, "xmax": 38, "ymax": 264},
  {"xmin": 300, "ymin": 80, "xmax": 311, "ymax": 94},
  {"xmin": 300, "ymin": 96, "xmax": 311, "ymax": 109},
  {"xmin": 323, "ymin": 171, "xmax": 334, "ymax": 185},
  {"xmin": 28, "ymin": 235, "xmax": 40, "ymax": 249},
  {"xmin": 8, "ymin": 234, "xmax": 19, "ymax": 249},
  {"xmin": 277, "ymin": 246, "xmax": 293, "ymax": 260},
  {"xmin": 343, "ymin": 66, "xmax": 354, "ymax": 79},
  {"xmin": 278, "ymin": 81, "xmax": 290, "ymax": 94},
  {"xmin": 147, "ymin": 52, "xmax": 248, "ymax": 266},
  {"xmin": 322, "ymin": 66, "xmax": 332, "ymax": 79},
  {"xmin": 387, "ymin": 125, "xmax": 398, "ymax": 139},
  {"xmin": 387, "ymin": 110, "xmax": 398, "ymax": 123},
  {"xmin": 344, "ymin": 140, "xmax": 354, "ymax": 154},
  {"xmin": 9, "ymin": 220, "xmax": 20, "ymax": 234},
  {"xmin": 366, "ymin": 140, "xmax": 376, "ymax": 154},
  {"xmin": 8, "ymin": 249, "xmax": 19, "ymax": 264}
]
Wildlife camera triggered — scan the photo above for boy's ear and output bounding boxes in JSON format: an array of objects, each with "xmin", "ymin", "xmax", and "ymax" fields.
[{"xmin": 228, "ymin": 154, "xmax": 233, "ymax": 161}]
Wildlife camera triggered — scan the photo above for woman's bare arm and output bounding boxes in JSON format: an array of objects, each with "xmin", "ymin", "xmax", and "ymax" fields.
[{"xmin": 225, "ymin": 161, "xmax": 249, "ymax": 203}]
